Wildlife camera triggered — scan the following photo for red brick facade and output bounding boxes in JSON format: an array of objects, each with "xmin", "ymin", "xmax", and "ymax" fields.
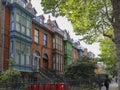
[
  {"xmin": 32, "ymin": 21, "xmax": 53, "ymax": 70},
  {"xmin": 3, "ymin": 7, "xmax": 10, "ymax": 70},
  {"xmin": 72, "ymin": 46, "xmax": 79, "ymax": 63}
]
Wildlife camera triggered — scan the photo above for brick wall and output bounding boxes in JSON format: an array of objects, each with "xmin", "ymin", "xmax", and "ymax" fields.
[
  {"xmin": 72, "ymin": 47, "xmax": 79, "ymax": 63},
  {"xmin": 32, "ymin": 22, "xmax": 53, "ymax": 70},
  {"xmin": 3, "ymin": 7, "xmax": 10, "ymax": 70}
]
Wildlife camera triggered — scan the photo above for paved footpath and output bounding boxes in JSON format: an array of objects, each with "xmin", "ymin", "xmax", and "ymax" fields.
[{"xmin": 99, "ymin": 82, "xmax": 118, "ymax": 90}]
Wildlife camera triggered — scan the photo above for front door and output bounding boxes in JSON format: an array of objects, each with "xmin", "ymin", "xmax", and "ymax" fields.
[{"xmin": 43, "ymin": 59, "xmax": 48, "ymax": 69}]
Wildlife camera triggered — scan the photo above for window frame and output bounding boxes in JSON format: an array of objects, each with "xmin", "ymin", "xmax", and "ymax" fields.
[
  {"xmin": 15, "ymin": 40, "xmax": 31, "ymax": 66},
  {"xmin": 34, "ymin": 29, "xmax": 39, "ymax": 43},
  {"xmin": 10, "ymin": 8, "xmax": 32, "ymax": 37},
  {"xmin": 44, "ymin": 33, "xmax": 47, "ymax": 46}
]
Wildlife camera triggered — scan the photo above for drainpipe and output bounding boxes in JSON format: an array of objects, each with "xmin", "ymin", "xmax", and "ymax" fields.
[{"xmin": 1, "ymin": 0, "xmax": 7, "ymax": 71}]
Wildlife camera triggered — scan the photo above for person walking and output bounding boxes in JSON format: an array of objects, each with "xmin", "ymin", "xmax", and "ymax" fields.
[
  {"xmin": 96, "ymin": 76, "xmax": 103, "ymax": 90},
  {"xmin": 104, "ymin": 75, "xmax": 111, "ymax": 90}
]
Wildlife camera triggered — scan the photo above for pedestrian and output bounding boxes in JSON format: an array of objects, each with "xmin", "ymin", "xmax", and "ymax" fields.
[
  {"xmin": 96, "ymin": 76, "xmax": 103, "ymax": 90},
  {"xmin": 104, "ymin": 75, "xmax": 111, "ymax": 90},
  {"xmin": 115, "ymin": 77, "xmax": 118, "ymax": 83}
]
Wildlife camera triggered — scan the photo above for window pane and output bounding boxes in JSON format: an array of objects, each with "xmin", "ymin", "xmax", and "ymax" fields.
[
  {"xmin": 44, "ymin": 34, "xmax": 47, "ymax": 46},
  {"xmin": 27, "ymin": 28, "xmax": 31, "ymax": 36},
  {"xmin": 16, "ymin": 41, "xmax": 20, "ymax": 64},
  {"xmin": 21, "ymin": 53, "xmax": 24, "ymax": 65},
  {"xmin": 21, "ymin": 43, "xmax": 25, "ymax": 54},
  {"xmin": 27, "ymin": 20, "xmax": 31, "ymax": 28},
  {"xmin": 16, "ymin": 42, "xmax": 20, "ymax": 53},
  {"xmin": 35, "ymin": 37, "xmax": 38, "ymax": 43},
  {"xmin": 11, "ymin": 22, "xmax": 14, "ymax": 30},
  {"xmin": 26, "ymin": 55, "xmax": 30, "ymax": 65},
  {"xmin": 11, "ymin": 12, "xmax": 14, "ymax": 22},
  {"xmin": 53, "ymin": 38, "xmax": 55, "ymax": 48},
  {"xmin": 22, "ymin": 26, "xmax": 26, "ymax": 34},
  {"xmin": 10, "ymin": 41, "xmax": 13, "ymax": 53},
  {"xmin": 16, "ymin": 23, "xmax": 20, "ymax": 32},
  {"xmin": 16, "ymin": 53, "xmax": 20, "ymax": 64},
  {"xmin": 25, "ymin": 45, "xmax": 30, "ymax": 65},
  {"xmin": 35, "ymin": 30, "xmax": 38, "ymax": 36},
  {"xmin": 16, "ymin": 14, "xmax": 20, "ymax": 22},
  {"xmin": 26, "ymin": 20, "xmax": 31, "ymax": 37},
  {"xmin": 10, "ymin": 41, "xmax": 14, "ymax": 57},
  {"xmin": 22, "ymin": 17, "xmax": 26, "ymax": 26},
  {"xmin": 34, "ymin": 57, "xmax": 39, "ymax": 70},
  {"xmin": 26, "ymin": 46, "xmax": 30, "ymax": 54},
  {"xmin": 44, "ymin": 34, "xmax": 46, "ymax": 40},
  {"xmin": 34, "ymin": 30, "xmax": 39, "ymax": 43}
]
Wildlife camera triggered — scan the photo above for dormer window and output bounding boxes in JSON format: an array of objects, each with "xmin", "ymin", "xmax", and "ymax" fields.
[{"xmin": 35, "ymin": 15, "xmax": 45, "ymax": 25}]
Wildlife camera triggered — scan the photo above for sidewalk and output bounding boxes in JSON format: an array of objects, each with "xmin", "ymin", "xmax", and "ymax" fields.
[{"xmin": 100, "ymin": 82, "xmax": 118, "ymax": 90}]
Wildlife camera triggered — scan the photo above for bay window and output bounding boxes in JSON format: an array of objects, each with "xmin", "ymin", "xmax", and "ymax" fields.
[
  {"xmin": 53, "ymin": 54, "xmax": 63, "ymax": 72},
  {"xmin": 16, "ymin": 41, "xmax": 20, "ymax": 64},
  {"xmin": 55, "ymin": 35, "xmax": 63, "ymax": 51},
  {"xmin": 15, "ymin": 40, "xmax": 31, "ymax": 66},
  {"xmin": 10, "ymin": 9, "xmax": 32, "ymax": 37}
]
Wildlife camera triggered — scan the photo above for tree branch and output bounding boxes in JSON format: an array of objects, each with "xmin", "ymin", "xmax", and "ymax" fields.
[{"xmin": 103, "ymin": 1, "xmax": 113, "ymax": 24}]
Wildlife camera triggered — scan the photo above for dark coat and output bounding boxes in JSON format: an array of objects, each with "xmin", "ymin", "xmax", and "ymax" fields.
[{"xmin": 104, "ymin": 78, "xmax": 110, "ymax": 87}]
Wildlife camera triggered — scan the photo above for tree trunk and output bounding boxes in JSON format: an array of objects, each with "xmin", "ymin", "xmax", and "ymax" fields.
[{"xmin": 112, "ymin": 0, "xmax": 120, "ymax": 89}]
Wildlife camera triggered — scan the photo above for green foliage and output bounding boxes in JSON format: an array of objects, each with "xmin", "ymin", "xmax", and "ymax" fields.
[
  {"xmin": 41, "ymin": 0, "xmax": 113, "ymax": 44},
  {"xmin": 64, "ymin": 56, "xmax": 96, "ymax": 79},
  {"xmin": 99, "ymin": 37, "xmax": 116, "ymax": 76},
  {"xmin": 9, "ymin": 57, "xmax": 15, "ymax": 67},
  {"xmin": 0, "ymin": 68, "xmax": 21, "ymax": 83}
]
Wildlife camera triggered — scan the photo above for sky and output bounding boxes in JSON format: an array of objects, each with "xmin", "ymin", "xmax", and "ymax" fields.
[{"xmin": 31, "ymin": 0, "xmax": 101, "ymax": 57}]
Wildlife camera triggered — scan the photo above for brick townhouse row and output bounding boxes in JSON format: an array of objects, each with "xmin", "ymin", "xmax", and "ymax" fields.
[{"xmin": 0, "ymin": 0, "xmax": 95, "ymax": 80}]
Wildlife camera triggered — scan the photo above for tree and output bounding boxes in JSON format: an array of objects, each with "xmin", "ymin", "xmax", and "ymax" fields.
[
  {"xmin": 64, "ymin": 56, "xmax": 96, "ymax": 88},
  {"xmin": 99, "ymin": 37, "xmax": 117, "ymax": 76},
  {"xmin": 0, "ymin": 58, "xmax": 21, "ymax": 83},
  {"xmin": 0, "ymin": 68, "xmax": 21, "ymax": 82},
  {"xmin": 0, "ymin": 58, "xmax": 22, "ymax": 89},
  {"xmin": 41, "ymin": 0, "xmax": 120, "ymax": 88},
  {"xmin": 65, "ymin": 56, "xmax": 96, "ymax": 79}
]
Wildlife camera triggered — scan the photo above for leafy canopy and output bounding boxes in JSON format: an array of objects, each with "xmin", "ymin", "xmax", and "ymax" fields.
[
  {"xmin": 41, "ymin": 0, "xmax": 113, "ymax": 44},
  {"xmin": 99, "ymin": 37, "xmax": 116, "ymax": 76}
]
